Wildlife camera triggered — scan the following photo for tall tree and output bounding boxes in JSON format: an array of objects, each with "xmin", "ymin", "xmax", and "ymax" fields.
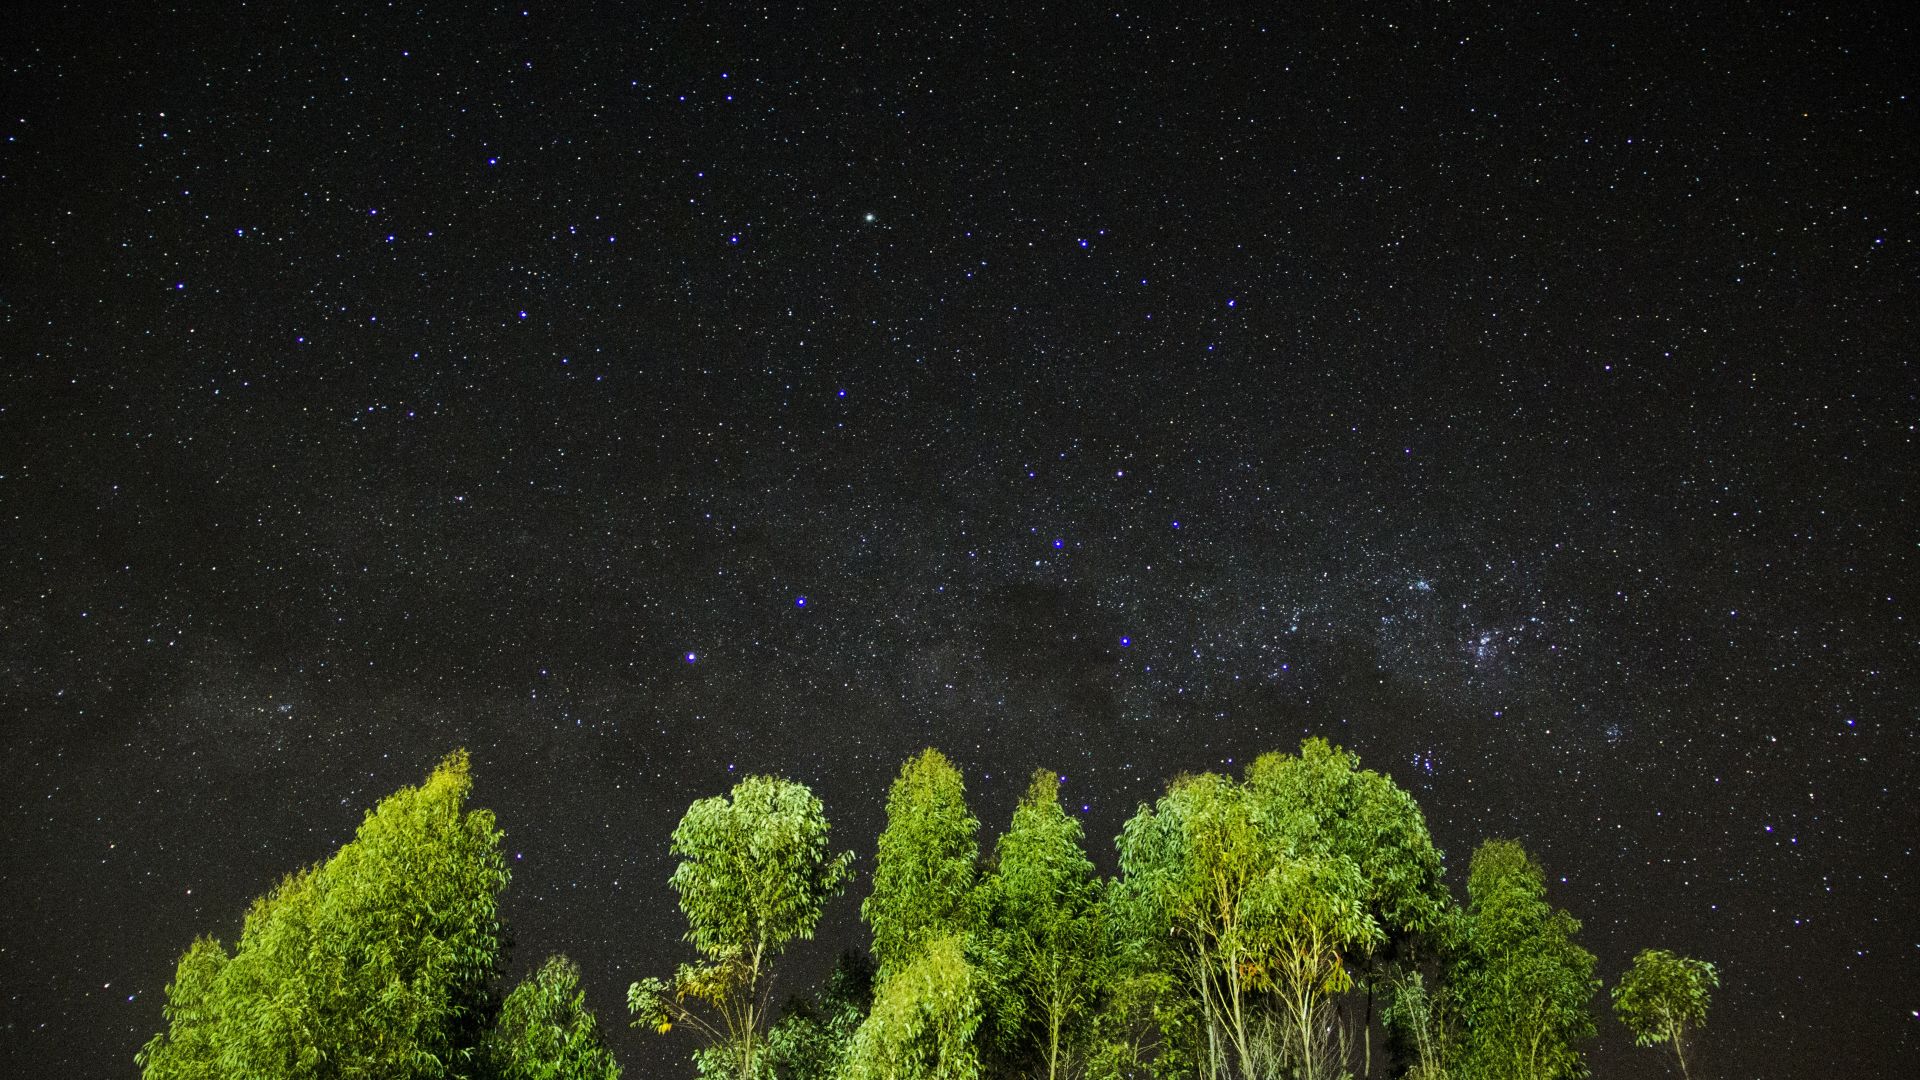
[
  {"xmin": 1244, "ymin": 739, "xmax": 1449, "ymax": 1076},
  {"xmin": 1111, "ymin": 769, "xmax": 1380, "ymax": 1080},
  {"xmin": 1611, "ymin": 948, "xmax": 1718, "ymax": 1080},
  {"xmin": 628, "ymin": 776, "xmax": 854, "ymax": 1080},
  {"xmin": 137, "ymin": 751, "xmax": 510, "ymax": 1080},
  {"xmin": 1453, "ymin": 840, "xmax": 1597, "ymax": 1080},
  {"xmin": 1111, "ymin": 772, "xmax": 1266, "ymax": 1080},
  {"xmin": 987, "ymin": 770, "xmax": 1108, "ymax": 1080},
  {"xmin": 863, "ymin": 749, "xmax": 983, "ymax": 978},
  {"xmin": 485, "ymin": 954, "xmax": 622, "ymax": 1080}
]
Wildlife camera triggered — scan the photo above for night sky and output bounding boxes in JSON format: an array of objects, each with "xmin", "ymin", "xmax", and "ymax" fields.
[{"xmin": 2, "ymin": 3, "xmax": 1914, "ymax": 1076}]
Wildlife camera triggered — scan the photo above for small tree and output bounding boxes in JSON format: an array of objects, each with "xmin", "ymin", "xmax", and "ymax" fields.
[
  {"xmin": 629, "ymin": 775, "xmax": 854, "ymax": 1080},
  {"xmin": 1612, "ymin": 949, "xmax": 1718, "ymax": 1080},
  {"xmin": 764, "ymin": 952, "xmax": 876, "ymax": 1080},
  {"xmin": 486, "ymin": 954, "xmax": 622, "ymax": 1080}
]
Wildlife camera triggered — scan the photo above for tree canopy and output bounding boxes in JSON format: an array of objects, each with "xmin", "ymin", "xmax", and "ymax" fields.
[
  {"xmin": 137, "ymin": 739, "xmax": 1711, "ymax": 1080},
  {"xmin": 138, "ymin": 750, "xmax": 510, "ymax": 1080},
  {"xmin": 1612, "ymin": 948, "xmax": 1719, "ymax": 1080},
  {"xmin": 484, "ymin": 955, "xmax": 622, "ymax": 1080},
  {"xmin": 628, "ymin": 774, "xmax": 854, "ymax": 1080},
  {"xmin": 1453, "ymin": 839, "xmax": 1599, "ymax": 1080},
  {"xmin": 864, "ymin": 748, "xmax": 984, "ymax": 979},
  {"xmin": 985, "ymin": 770, "xmax": 1108, "ymax": 1080}
]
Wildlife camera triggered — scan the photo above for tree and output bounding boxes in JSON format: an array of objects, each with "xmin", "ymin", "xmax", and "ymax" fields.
[
  {"xmin": 1111, "ymin": 771, "xmax": 1268, "ymax": 1080},
  {"xmin": 485, "ymin": 954, "xmax": 622, "ymax": 1080},
  {"xmin": 987, "ymin": 770, "xmax": 1108, "ymax": 1080},
  {"xmin": 137, "ymin": 750, "xmax": 510, "ymax": 1080},
  {"xmin": 864, "ymin": 749, "xmax": 983, "ymax": 979},
  {"xmin": 1244, "ymin": 739, "xmax": 1448, "ymax": 1077},
  {"xmin": 1111, "ymin": 763, "xmax": 1382, "ymax": 1080},
  {"xmin": 1249, "ymin": 852, "xmax": 1379, "ymax": 1080},
  {"xmin": 1612, "ymin": 949, "xmax": 1718, "ymax": 1080},
  {"xmin": 628, "ymin": 775, "xmax": 854, "ymax": 1080},
  {"xmin": 845, "ymin": 934, "xmax": 983, "ymax": 1080},
  {"xmin": 1452, "ymin": 840, "xmax": 1597, "ymax": 1080}
]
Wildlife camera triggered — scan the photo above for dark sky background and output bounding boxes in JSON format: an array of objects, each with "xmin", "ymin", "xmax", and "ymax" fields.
[{"xmin": 2, "ymin": 3, "xmax": 1914, "ymax": 1076}]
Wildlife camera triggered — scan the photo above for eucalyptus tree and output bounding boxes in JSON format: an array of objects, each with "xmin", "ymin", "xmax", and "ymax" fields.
[
  {"xmin": 1612, "ymin": 948, "xmax": 1718, "ymax": 1080},
  {"xmin": 628, "ymin": 775, "xmax": 854, "ymax": 1080},
  {"xmin": 1453, "ymin": 840, "xmax": 1597, "ymax": 1080},
  {"xmin": 1110, "ymin": 766, "xmax": 1380, "ymax": 1080},
  {"xmin": 137, "ymin": 750, "xmax": 511, "ymax": 1080},
  {"xmin": 987, "ymin": 770, "xmax": 1108, "ymax": 1080},
  {"xmin": 863, "ymin": 748, "xmax": 984, "ymax": 978},
  {"xmin": 1244, "ymin": 738, "xmax": 1450, "ymax": 1076}
]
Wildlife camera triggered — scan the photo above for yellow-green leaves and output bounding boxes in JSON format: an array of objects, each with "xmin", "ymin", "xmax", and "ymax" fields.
[
  {"xmin": 986, "ymin": 769, "xmax": 1107, "ymax": 1080},
  {"xmin": 1455, "ymin": 839, "xmax": 1598, "ymax": 1080},
  {"xmin": 633, "ymin": 774, "xmax": 853, "ymax": 1080},
  {"xmin": 1613, "ymin": 947, "xmax": 1718, "ymax": 1079},
  {"xmin": 1111, "ymin": 746, "xmax": 1388, "ymax": 1080},
  {"xmin": 864, "ymin": 749, "xmax": 982, "ymax": 979},
  {"xmin": 485, "ymin": 954, "xmax": 622, "ymax": 1080},
  {"xmin": 137, "ymin": 751, "xmax": 509, "ymax": 1080},
  {"xmin": 670, "ymin": 775, "xmax": 854, "ymax": 965},
  {"xmin": 846, "ymin": 934, "xmax": 983, "ymax": 1080}
]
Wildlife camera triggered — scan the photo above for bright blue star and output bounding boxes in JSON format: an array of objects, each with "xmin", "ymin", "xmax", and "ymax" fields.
[
  {"xmin": 794, "ymin": 595, "xmax": 808, "ymax": 607},
  {"xmin": 684, "ymin": 651, "xmax": 698, "ymax": 663},
  {"xmin": 1053, "ymin": 538, "xmax": 1064, "ymax": 549},
  {"xmin": 1119, "ymin": 636, "xmax": 1132, "ymax": 647}
]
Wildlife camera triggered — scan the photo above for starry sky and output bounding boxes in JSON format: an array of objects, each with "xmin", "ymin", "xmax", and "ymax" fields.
[{"xmin": 1, "ymin": 3, "xmax": 1914, "ymax": 1076}]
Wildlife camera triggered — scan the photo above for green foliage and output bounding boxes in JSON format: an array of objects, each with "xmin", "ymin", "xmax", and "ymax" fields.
[
  {"xmin": 846, "ymin": 934, "xmax": 983, "ymax": 1080},
  {"xmin": 138, "ymin": 750, "xmax": 510, "ymax": 1080},
  {"xmin": 1084, "ymin": 966, "xmax": 1195, "ymax": 1080},
  {"xmin": 1453, "ymin": 840, "xmax": 1597, "ymax": 1080},
  {"xmin": 628, "ymin": 775, "xmax": 854, "ymax": 1080},
  {"xmin": 1612, "ymin": 948, "xmax": 1718, "ymax": 1079},
  {"xmin": 1380, "ymin": 969, "xmax": 1455, "ymax": 1080},
  {"xmin": 1113, "ymin": 745, "xmax": 1413, "ymax": 1076},
  {"xmin": 670, "ymin": 775, "xmax": 856, "ymax": 964},
  {"xmin": 985, "ymin": 770, "xmax": 1109, "ymax": 1080},
  {"xmin": 764, "ymin": 951, "xmax": 876, "ymax": 1080},
  {"xmin": 1244, "ymin": 738, "xmax": 1450, "ymax": 941},
  {"xmin": 484, "ymin": 955, "xmax": 622, "ymax": 1080},
  {"xmin": 865, "ymin": 749, "xmax": 983, "ymax": 979}
]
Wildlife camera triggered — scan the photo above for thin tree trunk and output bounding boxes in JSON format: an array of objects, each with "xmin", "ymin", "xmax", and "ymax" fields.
[{"xmin": 1363, "ymin": 978, "xmax": 1373, "ymax": 1080}]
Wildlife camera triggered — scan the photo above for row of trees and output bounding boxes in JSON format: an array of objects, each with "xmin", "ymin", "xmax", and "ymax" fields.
[{"xmin": 140, "ymin": 743, "xmax": 1717, "ymax": 1080}]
